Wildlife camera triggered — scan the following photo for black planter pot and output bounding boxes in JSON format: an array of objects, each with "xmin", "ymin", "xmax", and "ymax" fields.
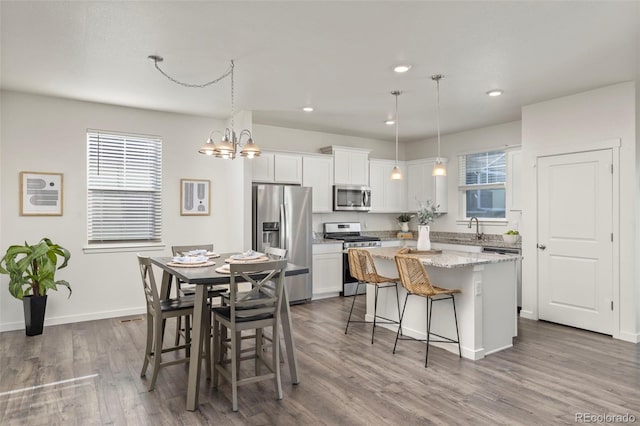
[{"xmin": 23, "ymin": 295, "xmax": 47, "ymax": 336}]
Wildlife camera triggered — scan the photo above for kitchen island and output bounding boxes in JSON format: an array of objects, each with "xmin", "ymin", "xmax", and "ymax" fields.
[{"xmin": 365, "ymin": 247, "xmax": 520, "ymax": 360}]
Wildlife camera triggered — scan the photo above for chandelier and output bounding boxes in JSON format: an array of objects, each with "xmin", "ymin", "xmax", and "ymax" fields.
[{"xmin": 149, "ymin": 55, "xmax": 260, "ymax": 159}]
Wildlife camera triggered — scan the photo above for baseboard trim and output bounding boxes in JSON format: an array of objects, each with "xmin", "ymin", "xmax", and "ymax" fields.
[
  {"xmin": 617, "ymin": 330, "xmax": 640, "ymax": 344},
  {"xmin": 0, "ymin": 306, "xmax": 146, "ymax": 332},
  {"xmin": 519, "ymin": 309, "xmax": 536, "ymax": 320}
]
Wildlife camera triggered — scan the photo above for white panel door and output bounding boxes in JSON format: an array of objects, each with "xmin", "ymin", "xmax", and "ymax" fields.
[{"xmin": 537, "ymin": 149, "xmax": 613, "ymax": 334}]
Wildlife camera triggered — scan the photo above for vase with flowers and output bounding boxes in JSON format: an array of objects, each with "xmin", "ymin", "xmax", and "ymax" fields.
[{"xmin": 416, "ymin": 199, "xmax": 438, "ymax": 251}]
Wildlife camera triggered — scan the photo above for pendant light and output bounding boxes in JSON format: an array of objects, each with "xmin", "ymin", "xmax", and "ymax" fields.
[
  {"xmin": 390, "ymin": 91, "xmax": 403, "ymax": 180},
  {"xmin": 431, "ymin": 74, "xmax": 447, "ymax": 176}
]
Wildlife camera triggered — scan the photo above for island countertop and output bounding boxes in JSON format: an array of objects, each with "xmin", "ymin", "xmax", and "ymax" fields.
[{"xmin": 367, "ymin": 247, "xmax": 520, "ymax": 269}]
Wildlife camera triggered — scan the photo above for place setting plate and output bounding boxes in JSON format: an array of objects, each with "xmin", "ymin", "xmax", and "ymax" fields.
[
  {"xmin": 181, "ymin": 250, "xmax": 220, "ymax": 259},
  {"xmin": 224, "ymin": 250, "xmax": 269, "ymax": 264},
  {"xmin": 168, "ymin": 255, "xmax": 216, "ymax": 268}
]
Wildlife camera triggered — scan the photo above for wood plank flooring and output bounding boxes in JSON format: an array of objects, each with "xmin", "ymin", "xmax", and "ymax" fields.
[{"xmin": 1, "ymin": 296, "xmax": 639, "ymax": 425}]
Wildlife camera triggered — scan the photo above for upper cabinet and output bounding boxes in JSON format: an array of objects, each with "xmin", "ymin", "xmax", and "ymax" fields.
[
  {"xmin": 507, "ymin": 149, "xmax": 522, "ymax": 211},
  {"xmin": 302, "ymin": 155, "xmax": 334, "ymax": 213},
  {"xmin": 321, "ymin": 146, "xmax": 370, "ymax": 185},
  {"xmin": 252, "ymin": 152, "xmax": 303, "ymax": 184},
  {"xmin": 406, "ymin": 158, "xmax": 448, "ymax": 213},
  {"xmin": 369, "ymin": 159, "xmax": 407, "ymax": 213},
  {"xmin": 252, "ymin": 153, "xmax": 275, "ymax": 183}
]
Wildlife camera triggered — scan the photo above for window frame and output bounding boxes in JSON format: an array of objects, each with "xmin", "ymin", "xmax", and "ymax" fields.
[
  {"xmin": 86, "ymin": 130, "xmax": 163, "ymax": 250},
  {"xmin": 458, "ymin": 149, "xmax": 507, "ymax": 222}
]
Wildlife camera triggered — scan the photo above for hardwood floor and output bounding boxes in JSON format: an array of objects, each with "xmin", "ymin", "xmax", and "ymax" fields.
[{"xmin": 1, "ymin": 296, "xmax": 639, "ymax": 425}]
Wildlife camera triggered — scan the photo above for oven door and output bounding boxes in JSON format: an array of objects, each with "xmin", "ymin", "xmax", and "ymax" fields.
[{"xmin": 342, "ymin": 251, "xmax": 366, "ymax": 296}]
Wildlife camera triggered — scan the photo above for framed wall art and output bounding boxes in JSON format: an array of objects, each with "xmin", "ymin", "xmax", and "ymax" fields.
[
  {"xmin": 20, "ymin": 171, "xmax": 64, "ymax": 216},
  {"xmin": 180, "ymin": 178, "xmax": 210, "ymax": 216}
]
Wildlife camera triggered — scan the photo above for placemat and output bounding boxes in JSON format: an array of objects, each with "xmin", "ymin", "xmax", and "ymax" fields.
[
  {"xmin": 215, "ymin": 266, "xmax": 230, "ymax": 274},
  {"xmin": 167, "ymin": 260, "xmax": 216, "ymax": 268}
]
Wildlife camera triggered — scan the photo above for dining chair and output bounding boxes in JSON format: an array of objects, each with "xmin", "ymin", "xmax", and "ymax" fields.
[
  {"xmin": 171, "ymin": 244, "xmax": 226, "ymax": 351},
  {"xmin": 393, "ymin": 253, "xmax": 462, "ymax": 367},
  {"xmin": 137, "ymin": 254, "xmax": 211, "ymax": 391},
  {"xmin": 345, "ymin": 248, "xmax": 402, "ymax": 344},
  {"xmin": 212, "ymin": 259, "xmax": 288, "ymax": 412},
  {"xmin": 219, "ymin": 246, "xmax": 289, "ymax": 371}
]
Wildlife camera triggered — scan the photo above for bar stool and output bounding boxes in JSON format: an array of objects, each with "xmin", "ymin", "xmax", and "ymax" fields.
[
  {"xmin": 345, "ymin": 248, "xmax": 402, "ymax": 344},
  {"xmin": 393, "ymin": 253, "xmax": 462, "ymax": 367}
]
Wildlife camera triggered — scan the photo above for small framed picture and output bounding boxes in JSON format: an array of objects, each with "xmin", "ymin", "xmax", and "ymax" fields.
[
  {"xmin": 20, "ymin": 172, "xmax": 64, "ymax": 216},
  {"xmin": 180, "ymin": 179, "xmax": 210, "ymax": 216}
]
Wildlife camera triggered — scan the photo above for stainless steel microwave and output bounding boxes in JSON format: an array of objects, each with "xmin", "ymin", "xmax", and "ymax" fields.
[{"xmin": 333, "ymin": 185, "xmax": 372, "ymax": 211}]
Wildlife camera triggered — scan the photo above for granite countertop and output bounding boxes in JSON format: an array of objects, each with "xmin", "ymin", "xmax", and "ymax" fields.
[
  {"xmin": 367, "ymin": 247, "xmax": 520, "ymax": 269},
  {"xmin": 313, "ymin": 231, "xmax": 521, "ymax": 250},
  {"xmin": 362, "ymin": 230, "xmax": 521, "ymax": 250}
]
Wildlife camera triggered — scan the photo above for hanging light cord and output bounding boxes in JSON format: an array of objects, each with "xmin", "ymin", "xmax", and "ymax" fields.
[
  {"xmin": 395, "ymin": 92, "xmax": 399, "ymax": 166},
  {"xmin": 436, "ymin": 77, "xmax": 442, "ymax": 160},
  {"xmin": 149, "ymin": 55, "xmax": 233, "ymax": 88}
]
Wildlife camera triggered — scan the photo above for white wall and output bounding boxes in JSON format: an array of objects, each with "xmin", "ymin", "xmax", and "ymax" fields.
[
  {"xmin": 404, "ymin": 121, "xmax": 523, "ymax": 233},
  {"xmin": 520, "ymin": 81, "xmax": 637, "ymax": 342},
  {"xmin": 0, "ymin": 91, "xmax": 251, "ymax": 331}
]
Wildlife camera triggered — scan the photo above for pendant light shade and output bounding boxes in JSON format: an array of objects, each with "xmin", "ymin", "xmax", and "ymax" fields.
[
  {"xmin": 431, "ymin": 75, "xmax": 447, "ymax": 177},
  {"xmin": 390, "ymin": 90, "xmax": 403, "ymax": 180}
]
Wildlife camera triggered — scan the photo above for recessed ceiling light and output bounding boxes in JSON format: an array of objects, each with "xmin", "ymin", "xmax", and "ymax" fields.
[
  {"xmin": 384, "ymin": 119, "xmax": 395, "ymax": 125},
  {"xmin": 393, "ymin": 65, "xmax": 412, "ymax": 73},
  {"xmin": 486, "ymin": 89, "xmax": 503, "ymax": 97},
  {"xmin": 302, "ymin": 106, "xmax": 314, "ymax": 112}
]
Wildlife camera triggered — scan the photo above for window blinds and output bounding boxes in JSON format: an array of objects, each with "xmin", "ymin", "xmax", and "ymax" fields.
[
  {"xmin": 87, "ymin": 131, "xmax": 162, "ymax": 243},
  {"xmin": 458, "ymin": 150, "xmax": 506, "ymax": 188}
]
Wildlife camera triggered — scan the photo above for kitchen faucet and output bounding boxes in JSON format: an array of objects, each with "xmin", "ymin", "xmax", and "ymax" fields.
[{"xmin": 468, "ymin": 217, "xmax": 484, "ymax": 240}]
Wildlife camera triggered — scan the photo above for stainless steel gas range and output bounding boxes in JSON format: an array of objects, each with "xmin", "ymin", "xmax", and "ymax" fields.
[{"xmin": 323, "ymin": 222, "xmax": 381, "ymax": 296}]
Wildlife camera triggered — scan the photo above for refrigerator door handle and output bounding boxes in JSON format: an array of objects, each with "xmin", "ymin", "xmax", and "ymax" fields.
[{"xmin": 280, "ymin": 203, "xmax": 287, "ymax": 249}]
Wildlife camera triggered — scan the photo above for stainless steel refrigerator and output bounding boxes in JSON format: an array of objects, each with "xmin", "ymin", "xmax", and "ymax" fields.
[{"xmin": 252, "ymin": 184, "xmax": 312, "ymax": 303}]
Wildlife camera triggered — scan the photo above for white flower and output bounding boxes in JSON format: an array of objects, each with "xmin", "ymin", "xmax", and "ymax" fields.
[{"xmin": 416, "ymin": 199, "xmax": 439, "ymax": 225}]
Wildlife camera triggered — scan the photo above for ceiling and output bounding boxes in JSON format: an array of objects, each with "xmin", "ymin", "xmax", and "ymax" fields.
[{"xmin": 1, "ymin": 1, "xmax": 638, "ymax": 142}]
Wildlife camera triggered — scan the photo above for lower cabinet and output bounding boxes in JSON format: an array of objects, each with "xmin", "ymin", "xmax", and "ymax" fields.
[{"xmin": 312, "ymin": 243, "xmax": 343, "ymax": 300}]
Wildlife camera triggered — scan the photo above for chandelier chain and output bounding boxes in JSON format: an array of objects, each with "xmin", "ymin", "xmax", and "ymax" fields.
[
  {"xmin": 150, "ymin": 56, "xmax": 233, "ymax": 89},
  {"xmin": 230, "ymin": 60, "xmax": 235, "ymax": 133}
]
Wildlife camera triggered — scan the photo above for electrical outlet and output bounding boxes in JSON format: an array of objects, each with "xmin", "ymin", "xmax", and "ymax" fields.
[{"xmin": 474, "ymin": 281, "xmax": 482, "ymax": 296}]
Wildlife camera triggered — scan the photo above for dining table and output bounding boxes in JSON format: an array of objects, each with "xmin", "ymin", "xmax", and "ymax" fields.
[{"xmin": 150, "ymin": 253, "xmax": 309, "ymax": 411}]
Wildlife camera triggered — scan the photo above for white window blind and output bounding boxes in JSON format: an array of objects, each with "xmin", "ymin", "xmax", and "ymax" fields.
[
  {"xmin": 87, "ymin": 131, "xmax": 162, "ymax": 243},
  {"xmin": 458, "ymin": 150, "xmax": 506, "ymax": 219}
]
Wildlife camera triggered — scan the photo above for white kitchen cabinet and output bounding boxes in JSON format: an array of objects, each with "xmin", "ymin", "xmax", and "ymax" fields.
[
  {"xmin": 321, "ymin": 146, "xmax": 370, "ymax": 185},
  {"xmin": 252, "ymin": 153, "xmax": 275, "ymax": 182},
  {"xmin": 369, "ymin": 159, "xmax": 407, "ymax": 213},
  {"xmin": 302, "ymin": 155, "xmax": 333, "ymax": 213},
  {"xmin": 312, "ymin": 243, "xmax": 343, "ymax": 300},
  {"xmin": 406, "ymin": 158, "xmax": 448, "ymax": 213},
  {"xmin": 508, "ymin": 149, "xmax": 522, "ymax": 211},
  {"xmin": 274, "ymin": 153, "xmax": 303, "ymax": 184},
  {"xmin": 252, "ymin": 152, "xmax": 302, "ymax": 184}
]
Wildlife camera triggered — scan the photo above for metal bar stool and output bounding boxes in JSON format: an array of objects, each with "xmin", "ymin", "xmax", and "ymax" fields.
[
  {"xmin": 344, "ymin": 248, "xmax": 402, "ymax": 344},
  {"xmin": 393, "ymin": 253, "xmax": 461, "ymax": 367}
]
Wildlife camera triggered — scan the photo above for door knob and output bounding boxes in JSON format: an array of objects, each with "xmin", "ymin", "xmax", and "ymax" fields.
[{"xmin": 537, "ymin": 244, "xmax": 546, "ymax": 250}]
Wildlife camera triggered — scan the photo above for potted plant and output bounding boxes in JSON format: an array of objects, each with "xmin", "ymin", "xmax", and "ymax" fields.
[
  {"xmin": 503, "ymin": 230, "xmax": 520, "ymax": 244},
  {"xmin": 0, "ymin": 238, "xmax": 71, "ymax": 336},
  {"xmin": 396, "ymin": 213, "xmax": 414, "ymax": 232}
]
